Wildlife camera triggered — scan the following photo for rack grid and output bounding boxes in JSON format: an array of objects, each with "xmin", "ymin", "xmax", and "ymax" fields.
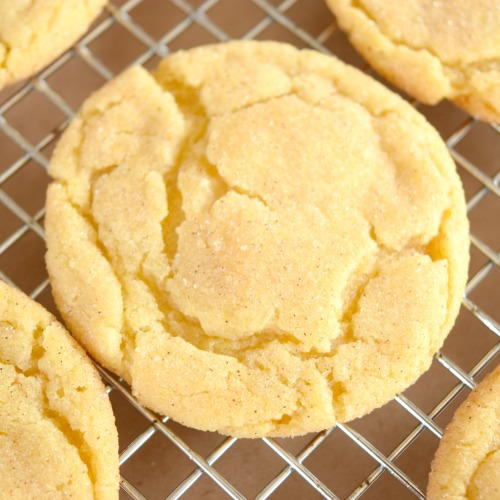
[{"xmin": 0, "ymin": 1, "xmax": 498, "ymax": 498}]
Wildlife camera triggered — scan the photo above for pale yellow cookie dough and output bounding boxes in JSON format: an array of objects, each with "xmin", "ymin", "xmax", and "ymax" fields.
[
  {"xmin": 428, "ymin": 365, "xmax": 500, "ymax": 500},
  {"xmin": 0, "ymin": 281, "xmax": 119, "ymax": 499},
  {"xmin": 0, "ymin": 0, "xmax": 106, "ymax": 89},
  {"xmin": 326, "ymin": 0, "xmax": 500, "ymax": 122},
  {"xmin": 45, "ymin": 41, "xmax": 469, "ymax": 437}
]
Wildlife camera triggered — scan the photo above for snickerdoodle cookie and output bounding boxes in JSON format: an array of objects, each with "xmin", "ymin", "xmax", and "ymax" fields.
[
  {"xmin": 428, "ymin": 365, "xmax": 499, "ymax": 499},
  {"xmin": 45, "ymin": 41, "xmax": 469, "ymax": 437},
  {"xmin": 326, "ymin": 0, "xmax": 500, "ymax": 122},
  {"xmin": 0, "ymin": 0, "xmax": 106, "ymax": 89},
  {"xmin": 0, "ymin": 281, "xmax": 119, "ymax": 499}
]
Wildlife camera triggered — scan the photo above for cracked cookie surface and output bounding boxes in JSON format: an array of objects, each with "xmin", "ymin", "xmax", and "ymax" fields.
[
  {"xmin": 0, "ymin": 281, "xmax": 119, "ymax": 499},
  {"xmin": 45, "ymin": 41, "xmax": 469, "ymax": 437},
  {"xmin": 326, "ymin": 0, "xmax": 500, "ymax": 122},
  {"xmin": 0, "ymin": 0, "xmax": 106, "ymax": 89},
  {"xmin": 428, "ymin": 365, "xmax": 500, "ymax": 499}
]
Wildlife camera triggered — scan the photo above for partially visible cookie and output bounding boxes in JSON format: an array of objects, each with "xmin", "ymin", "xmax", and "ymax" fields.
[
  {"xmin": 0, "ymin": 0, "xmax": 106, "ymax": 89},
  {"xmin": 326, "ymin": 0, "xmax": 500, "ymax": 122},
  {"xmin": 428, "ymin": 365, "xmax": 500, "ymax": 499},
  {"xmin": 0, "ymin": 281, "xmax": 119, "ymax": 499}
]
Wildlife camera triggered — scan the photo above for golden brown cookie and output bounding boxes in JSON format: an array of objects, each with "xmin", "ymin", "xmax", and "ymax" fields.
[
  {"xmin": 0, "ymin": 0, "xmax": 106, "ymax": 89},
  {"xmin": 0, "ymin": 281, "xmax": 119, "ymax": 499},
  {"xmin": 428, "ymin": 365, "xmax": 500, "ymax": 499},
  {"xmin": 45, "ymin": 41, "xmax": 469, "ymax": 437},
  {"xmin": 326, "ymin": 0, "xmax": 500, "ymax": 122}
]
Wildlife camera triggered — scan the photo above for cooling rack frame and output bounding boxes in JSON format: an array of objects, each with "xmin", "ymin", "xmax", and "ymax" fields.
[{"xmin": 0, "ymin": 1, "xmax": 498, "ymax": 498}]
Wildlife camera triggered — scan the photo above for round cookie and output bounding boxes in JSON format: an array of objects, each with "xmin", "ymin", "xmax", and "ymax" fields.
[
  {"xmin": 45, "ymin": 40, "xmax": 469, "ymax": 437},
  {"xmin": 326, "ymin": 0, "xmax": 500, "ymax": 122},
  {"xmin": 0, "ymin": 0, "xmax": 106, "ymax": 89},
  {"xmin": 428, "ymin": 365, "xmax": 500, "ymax": 499},
  {"xmin": 0, "ymin": 281, "xmax": 119, "ymax": 499}
]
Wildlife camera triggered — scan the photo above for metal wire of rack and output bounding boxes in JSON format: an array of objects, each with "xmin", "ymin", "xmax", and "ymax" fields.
[{"xmin": 0, "ymin": 0, "xmax": 498, "ymax": 498}]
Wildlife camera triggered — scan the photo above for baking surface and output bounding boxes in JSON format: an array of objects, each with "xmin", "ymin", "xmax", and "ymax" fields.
[{"xmin": 0, "ymin": 0, "xmax": 498, "ymax": 499}]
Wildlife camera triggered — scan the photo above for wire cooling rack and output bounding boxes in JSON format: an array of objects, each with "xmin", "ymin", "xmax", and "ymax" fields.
[{"xmin": 0, "ymin": 0, "xmax": 498, "ymax": 498}]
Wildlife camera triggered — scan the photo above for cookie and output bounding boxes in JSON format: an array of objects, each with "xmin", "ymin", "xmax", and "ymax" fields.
[
  {"xmin": 0, "ymin": 281, "xmax": 119, "ymax": 499},
  {"xmin": 428, "ymin": 365, "xmax": 500, "ymax": 499},
  {"xmin": 45, "ymin": 40, "xmax": 469, "ymax": 437},
  {"xmin": 0, "ymin": 0, "xmax": 106, "ymax": 89},
  {"xmin": 326, "ymin": 0, "xmax": 500, "ymax": 123}
]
